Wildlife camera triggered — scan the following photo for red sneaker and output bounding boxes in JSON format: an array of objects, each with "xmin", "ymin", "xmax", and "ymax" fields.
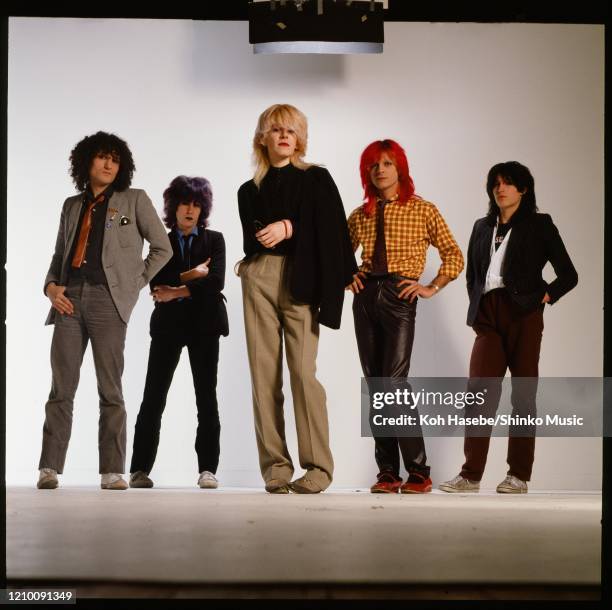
[
  {"xmin": 370, "ymin": 471, "xmax": 402, "ymax": 494},
  {"xmin": 400, "ymin": 472, "xmax": 432, "ymax": 494}
]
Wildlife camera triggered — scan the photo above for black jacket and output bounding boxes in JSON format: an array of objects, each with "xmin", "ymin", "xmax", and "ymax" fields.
[
  {"xmin": 238, "ymin": 165, "xmax": 357, "ymax": 330},
  {"xmin": 149, "ymin": 228, "xmax": 229, "ymax": 337},
  {"xmin": 466, "ymin": 210, "xmax": 578, "ymax": 326}
]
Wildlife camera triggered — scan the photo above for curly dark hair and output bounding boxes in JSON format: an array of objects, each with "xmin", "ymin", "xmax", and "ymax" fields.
[
  {"xmin": 162, "ymin": 176, "xmax": 213, "ymax": 229},
  {"xmin": 69, "ymin": 131, "xmax": 135, "ymax": 192},
  {"xmin": 486, "ymin": 161, "xmax": 538, "ymax": 221}
]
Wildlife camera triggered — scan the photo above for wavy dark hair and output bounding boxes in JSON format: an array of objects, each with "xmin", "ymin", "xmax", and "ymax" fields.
[
  {"xmin": 162, "ymin": 176, "xmax": 213, "ymax": 229},
  {"xmin": 69, "ymin": 131, "xmax": 135, "ymax": 192},
  {"xmin": 486, "ymin": 161, "xmax": 538, "ymax": 222}
]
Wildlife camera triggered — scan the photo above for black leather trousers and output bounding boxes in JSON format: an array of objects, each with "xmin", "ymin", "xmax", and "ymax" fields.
[{"xmin": 352, "ymin": 275, "xmax": 430, "ymax": 478}]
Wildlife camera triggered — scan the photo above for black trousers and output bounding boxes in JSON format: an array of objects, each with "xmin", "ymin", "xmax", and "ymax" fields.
[
  {"xmin": 130, "ymin": 332, "xmax": 221, "ymax": 474},
  {"xmin": 353, "ymin": 276, "xmax": 430, "ymax": 478}
]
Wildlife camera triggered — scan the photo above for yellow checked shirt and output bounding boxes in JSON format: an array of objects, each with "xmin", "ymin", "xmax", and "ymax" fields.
[{"xmin": 347, "ymin": 196, "xmax": 464, "ymax": 280}]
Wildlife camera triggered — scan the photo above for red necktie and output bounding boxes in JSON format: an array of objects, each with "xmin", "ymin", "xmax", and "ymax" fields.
[{"xmin": 71, "ymin": 194, "xmax": 105, "ymax": 268}]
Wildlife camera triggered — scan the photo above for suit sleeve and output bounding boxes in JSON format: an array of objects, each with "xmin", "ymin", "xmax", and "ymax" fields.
[
  {"xmin": 186, "ymin": 232, "xmax": 226, "ymax": 298},
  {"xmin": 135, "ymin": 190, "xmax": 173, "ymax": 286},
  {"xmin": 315, "ymin": 168, "xmax": 358, "ymax": 329},
  {"xmin": 465, "ymin": 219, "xmax": 479, "ymax": 297},
  {"xmin": 320, "ymin": 168, "xmax": 358, "ymax": 284},
  {"xmin": 44, "ymin": 198, "xmax": 70, "ymax": 294},
  {"xmin": 541, "ymin": 214, "xmax": 578, "ymax": 305}
]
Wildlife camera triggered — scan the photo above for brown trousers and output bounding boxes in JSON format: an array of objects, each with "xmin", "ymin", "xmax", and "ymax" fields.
[
  {"xmin": 461, "ymin": 288, "xmax": 544, "ymax": 482},
  {"xmin": 240, "ymin": 254, "xmax": 333, "ymax": 489}
]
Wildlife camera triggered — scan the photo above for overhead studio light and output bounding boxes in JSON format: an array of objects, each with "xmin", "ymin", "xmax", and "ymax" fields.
[{"xmin": 249, "ymin": 0, "xmax": 384, "ymax": 54}]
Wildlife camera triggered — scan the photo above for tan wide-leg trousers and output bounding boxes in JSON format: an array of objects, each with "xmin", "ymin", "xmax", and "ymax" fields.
[{"xmin": 240, "ymin": 254, "xmax": 333, "ymax": 489}]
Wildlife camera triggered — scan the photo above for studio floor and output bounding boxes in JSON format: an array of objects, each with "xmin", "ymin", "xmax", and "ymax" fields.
[{"xmin": 6, "ymin": 486, "xmax": 601, "ymax": 600}]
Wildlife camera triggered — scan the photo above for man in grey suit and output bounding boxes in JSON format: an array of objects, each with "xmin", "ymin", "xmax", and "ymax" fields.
[{"xmin": 37, "ymin": 131, "xmax": 172, "ymax": 490}]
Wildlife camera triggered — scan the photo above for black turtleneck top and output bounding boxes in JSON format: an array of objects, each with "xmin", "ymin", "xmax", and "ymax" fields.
[
  {"xmin": 237, "ymin": 163, "xmax": 358, "ymax": 329},
  {"xmin": 238, "ymin": 163, "xmax": 301, "ymax": 258}
]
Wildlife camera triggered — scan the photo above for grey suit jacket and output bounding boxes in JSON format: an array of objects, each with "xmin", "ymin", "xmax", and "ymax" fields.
[{"xmin": 44, "ymin": 188, "xmax": 172, "ymax": 325}]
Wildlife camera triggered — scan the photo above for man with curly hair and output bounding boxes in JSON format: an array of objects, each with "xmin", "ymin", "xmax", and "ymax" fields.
[{"xmin": 37, "ymin": 131, "xmax": 172, "ymax": 491}]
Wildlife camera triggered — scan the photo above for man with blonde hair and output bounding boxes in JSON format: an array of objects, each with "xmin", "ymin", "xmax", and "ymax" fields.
[{"xmin": 237, "ymin": 104, "xmax": 357, "ymax": 494}]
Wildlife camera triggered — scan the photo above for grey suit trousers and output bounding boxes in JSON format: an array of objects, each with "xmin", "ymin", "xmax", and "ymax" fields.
[
  {"xmin": 39, "ymin": 279, "xmax": 127, "ymax": 474},
  {"xmin": 240, "ymin": 254, "xmax": 333, "ymax": 490}
]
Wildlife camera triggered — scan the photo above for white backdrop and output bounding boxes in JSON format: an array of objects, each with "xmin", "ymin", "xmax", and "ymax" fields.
[{"xmin": 6, "ymin": 18, "xmax": 604, "ymax": 489}]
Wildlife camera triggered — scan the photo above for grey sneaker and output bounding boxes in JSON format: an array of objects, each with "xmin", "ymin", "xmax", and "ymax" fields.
[
  {"xmin": 198, "ymin": 471, "xmax": 218, "ymax": 489},
  {"xmin": 496, "ymin": 475, "xmax": 528, "ymax": 494},
  {"xmin": 37, "ymin": 468, "xmax": 58, "ymax": 490},
  {"xmin": 101, "ymin": 473, "xmax": 128, "ymax": 490},
  {"xmin": 438, "ymin": 474, "xmax": 480, "ymax": 493},
  {"xmin": 129, "ymin": 471, "xmax": 154, "ymax": 488}
]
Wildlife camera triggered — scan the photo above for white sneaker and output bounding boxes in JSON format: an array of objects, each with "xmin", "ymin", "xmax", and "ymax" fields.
[
  {"xmin": 100, "ymin": 473, "xmax": 128, "ymax": 490},
  {"xmin": 37, "ymin": 468, "xmax": 58, "ymax": 489},
  {"xmin": 496, "ymin": 475, "xmax": 528, "ymax": 494},
  {"xmin": 198, "ymin": 471, "xmax": 218, "ymax": 489},
  {"xmin": 438, "ymin": 474, "xmax": 480, "ymax": 493}
]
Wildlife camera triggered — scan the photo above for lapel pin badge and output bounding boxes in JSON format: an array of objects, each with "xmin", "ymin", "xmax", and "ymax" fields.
[
  {"xmin": 106, "ymin": 208, "xmax": 119, "ymax": 229},
  {"xmin": 120, "ymin": 215, "xmax": 131, "ymax": 226}
]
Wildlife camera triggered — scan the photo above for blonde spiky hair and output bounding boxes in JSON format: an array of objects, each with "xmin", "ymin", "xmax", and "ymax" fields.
[{"xmin": 252, "ymin": 103, "xmax": 311, "ymax": 187}]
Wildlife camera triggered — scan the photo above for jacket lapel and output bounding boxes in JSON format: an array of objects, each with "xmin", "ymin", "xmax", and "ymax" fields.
[
  {"xmin": 501, "ymin": 214, "xmax": 529, "ymax": 278},
  {"xmin": 102, "ymin": 190, "xmax": 127, "ymax": 261},
  {"xmin": 64, "ymin": 196, "xmax": 83, "ymax": 263},
  {"xmin": 192, "ymin": 228, "xmax": 208, "ymax": 259},
  {"xmin": 479, "ymin": 222, "xmax": 494, "ymax": 277},
  {"xmin": 168, "ymin": 230, "xmax": 182, "ymax": 267}
]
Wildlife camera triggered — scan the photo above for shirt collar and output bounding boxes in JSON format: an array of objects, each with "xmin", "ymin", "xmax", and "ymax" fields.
[
  {"xmin": 175, "ymin": 226, "xmax": 199, "ymax": 239},
  {"xmin": 376, "ymin": 193, "xmax": 400, "ymax": 205},
  {"xmin": 84, "ymin": 184, "xmax": 113, "ymax": 204}
]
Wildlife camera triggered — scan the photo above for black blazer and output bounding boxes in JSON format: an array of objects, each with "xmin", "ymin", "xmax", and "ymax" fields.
[
  {"xmin": 466, "ymin": 210, "xmax": 578, "ymax": 326},
  {"xmin": 149, "ymin": 228, "xmax": 229, "ymax": 337},
  {"xmin": 238, "ymin": 165, "xmax": 357, "ymax": 330}
]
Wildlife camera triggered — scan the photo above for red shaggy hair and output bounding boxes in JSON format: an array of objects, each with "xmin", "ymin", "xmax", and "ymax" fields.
[{"xmin": 359, "ymin": 139, "xmax": 417, "ymax": 216}]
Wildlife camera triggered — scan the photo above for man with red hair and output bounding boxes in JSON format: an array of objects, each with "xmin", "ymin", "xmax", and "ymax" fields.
[{"xmin": 347, "ymin": 139, "xmax": 464, "ymax": 493}]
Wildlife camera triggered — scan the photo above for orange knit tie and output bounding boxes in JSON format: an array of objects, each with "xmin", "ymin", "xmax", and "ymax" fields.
[{"xmin": 71, "ymin": 194, "xmax": 105, "ymax": 268}]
